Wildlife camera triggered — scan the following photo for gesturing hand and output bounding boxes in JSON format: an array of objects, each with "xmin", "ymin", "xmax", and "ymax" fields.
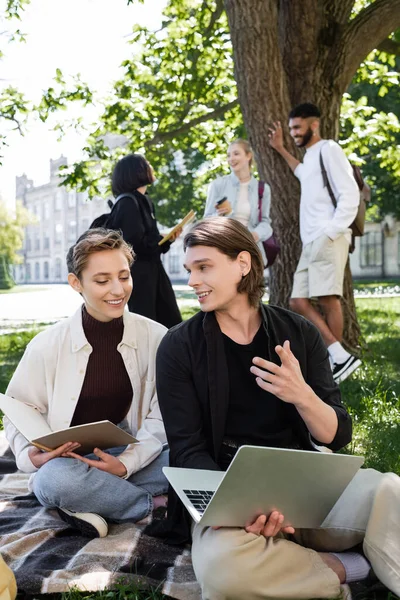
[
  {"xmin": 246, "ymin": 512, "xmax": 295, "ymax": 537},
  {"xmin": 28, "ymin": 441, "xmax": 81, "ymax": 468},
  {"xmin": 268, "ymin": 121, "xmax": 284, "ymax": 151},
  {"xmin": 250, "ymin": 340, "xmax": 311, "ymax": 406},
  {"xmin": 66, "ymin": 447, "xmax": 128, "ymax": 477}
]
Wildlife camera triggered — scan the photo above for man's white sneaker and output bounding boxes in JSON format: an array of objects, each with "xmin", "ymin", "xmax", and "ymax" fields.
[
  {"xmin": 332, "ymin": 355, "xmax": 361, "ymax": 384},
  {"xmin": 57, "ymin": 507, "xmax": 108, "ymax": 538}
]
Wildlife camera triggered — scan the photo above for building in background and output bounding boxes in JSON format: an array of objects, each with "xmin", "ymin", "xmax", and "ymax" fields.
[
  {"xmin": 350, "ymin": 216, "xmax": 400, "ymax": 280},
  {"xmin": 14, "ymin": 156, "xmax": 108, "ymax": 284}
]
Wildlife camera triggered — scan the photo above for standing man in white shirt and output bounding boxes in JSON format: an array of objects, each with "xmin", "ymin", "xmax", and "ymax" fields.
[{"xmin": 269, "ymin": 103, "xmax": 361, "ymax": 383}]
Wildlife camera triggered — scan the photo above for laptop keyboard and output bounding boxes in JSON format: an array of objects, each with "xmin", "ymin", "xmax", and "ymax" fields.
[{"xmin": 183, "ymin": 489, "xmax": 214, "ymax": 515}]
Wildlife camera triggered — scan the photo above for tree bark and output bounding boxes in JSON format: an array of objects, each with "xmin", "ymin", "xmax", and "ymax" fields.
[{"xmin": 224, "ymin": 0, "xmax": 399, "ymax": 348}]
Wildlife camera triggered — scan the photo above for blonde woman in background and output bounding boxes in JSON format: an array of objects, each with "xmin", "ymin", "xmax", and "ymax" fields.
[{"xmin": 204, "ymin": 139, "xmax": 273, "ymax": 266}]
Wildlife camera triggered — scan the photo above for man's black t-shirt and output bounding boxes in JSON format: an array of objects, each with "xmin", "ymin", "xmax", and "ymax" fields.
[{"xmin": 222, "ymin": 324, "xmax": 301, "ymax": 454}]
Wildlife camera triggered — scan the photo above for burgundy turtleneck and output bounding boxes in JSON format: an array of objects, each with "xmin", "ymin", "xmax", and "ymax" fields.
[{"xmin": 70, "ymin": 306, "xmax": 133, "ymax": 427}]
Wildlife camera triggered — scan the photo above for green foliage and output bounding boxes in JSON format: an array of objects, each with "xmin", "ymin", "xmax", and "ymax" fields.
[
  {"xmin": 37, "ymin": 70, "xmax": 94, "ymax": 123},
  {"xmin": 59, "ymin": 0, "xmax": 242, "ymax": 225},
  {"xmin": 0, "ymin": 200, "xmax": 35, "ymax": 265},
  {"xmin": 0, "ymin": 1, "xmax": 30, "ymax": 160},
  {"xmin": 0, "ymin": 85, "xmax": 29, "ymax": 160},
  {"xmin": 350, "ymin": 385, "xmax": 400, "ymax": 473},
  {"xmin": 5, "ymin": 0, "xmax": 30, "ymax": 19},
  {"xmin": 0, "ymin": 329, "xmax": 38, "ymax": 399},
  {"xmin": 0, "ymin": 0, "xmax": 91, "ymax": 164},
  {"xmin": 341, "ymin": 50, "xmax": 400, "ymax": 220},
  {"xmin": 0, "ymin": 255, "xmax": 14, "ymax": 290},
  {"xmin": 2, "ymin": 0, "xmax": 400, "ymax": 225},
  {"xmin": 50, "ymin": 0, "xmax": 400, "ymax": 227}
]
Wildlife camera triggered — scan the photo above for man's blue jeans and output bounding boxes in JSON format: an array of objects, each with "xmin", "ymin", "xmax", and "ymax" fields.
[{"xmin": 32, "ymin": 446, "xmax": 169, "ymax": 523}]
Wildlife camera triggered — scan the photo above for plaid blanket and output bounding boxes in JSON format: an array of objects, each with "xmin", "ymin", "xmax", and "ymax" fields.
[{"xmin": 0, "ymin": 434, "xmax": 200, "ymax": 599}]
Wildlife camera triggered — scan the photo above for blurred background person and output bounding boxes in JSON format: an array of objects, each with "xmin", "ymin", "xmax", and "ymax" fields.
[
  {"xmin": 204, "ymin": 139, "xmax": 273, "ymax": 266},
  {"xmin": 107, "ymin": 154, "xmax": 182, "ymax": 328}
]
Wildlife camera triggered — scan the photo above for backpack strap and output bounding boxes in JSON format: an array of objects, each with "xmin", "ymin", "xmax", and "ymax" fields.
[
  {"xmin": 258, "ymin": 181, "xmax": 265, "ymax": 222},
  {"xmin": 114, "ymin": 192, "xmax": 137, "ymax": 205},
  {"xmin": 319, "ymin": 144, "xmax": 337, "ymax": 209}
]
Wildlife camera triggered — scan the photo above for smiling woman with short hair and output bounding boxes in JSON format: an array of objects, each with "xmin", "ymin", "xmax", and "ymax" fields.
[{"xmin": 4, "ymin": 228, "xmax": 169, "ymax": 538}]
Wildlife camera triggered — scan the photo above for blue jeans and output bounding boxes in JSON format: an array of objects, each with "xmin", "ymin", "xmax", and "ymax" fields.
[{"xmin": 32, "ymin": 446, "xmax": 169, "ymax": 523}]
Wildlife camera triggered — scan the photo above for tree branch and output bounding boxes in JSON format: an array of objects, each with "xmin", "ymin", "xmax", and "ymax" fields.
[
  {"xmin": 377, "ymin": 37, "xmax": 400, "ymax": 55},
  {"xmin": 145, "ymin": 99, "xmax": 239, "ymax": 146},
  {"xmin": 322, "ymin": 0, "xmax": 354, "ymax": 26},
  {"xmin": 339, "ymin": 0, "xmax": 400, "ymax": 90}
]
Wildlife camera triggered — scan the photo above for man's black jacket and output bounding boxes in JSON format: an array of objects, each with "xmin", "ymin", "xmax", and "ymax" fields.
[{"xmin": 148, "ymin": 304, "xmax": 352, "ymax": 545}]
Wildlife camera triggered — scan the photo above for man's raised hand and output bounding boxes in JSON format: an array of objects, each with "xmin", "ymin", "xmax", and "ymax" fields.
[
  {"xmin": 268, "ymin": 121, "xmax": 284, "ymax": 151},
  {"xmin": 250, "ymin": 340, "xmax": 311, "ymax": 405}
]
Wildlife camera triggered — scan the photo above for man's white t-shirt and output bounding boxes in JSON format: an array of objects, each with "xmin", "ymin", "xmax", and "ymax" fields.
[{"xmin": 294, "ymin": 139, "xmax": 359, "ymax": 246}]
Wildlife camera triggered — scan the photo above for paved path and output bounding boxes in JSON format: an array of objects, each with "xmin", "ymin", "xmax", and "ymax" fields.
[
  {"xmin": 0, "ymin": 284, "xmax": 398, "ymax": 330},
  {"xmin": 0, "ymin": 284, "xmax": 200, "ymax": 329}
]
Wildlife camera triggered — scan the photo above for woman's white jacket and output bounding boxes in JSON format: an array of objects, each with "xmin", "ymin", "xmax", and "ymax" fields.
[{"xmin": 5, "ymin": 306, "xmax": 167, "ymax": 484}]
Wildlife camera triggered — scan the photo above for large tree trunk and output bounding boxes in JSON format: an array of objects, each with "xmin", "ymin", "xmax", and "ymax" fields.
[{"xmin": 224, "ymin": 0, "xmax": 400, "ymax": 349}]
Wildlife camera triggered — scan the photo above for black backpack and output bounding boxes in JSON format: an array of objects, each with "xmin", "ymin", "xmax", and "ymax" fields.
[{"xmin": 89, "ymin": 197, "xmax": 124, "ymax": 230}]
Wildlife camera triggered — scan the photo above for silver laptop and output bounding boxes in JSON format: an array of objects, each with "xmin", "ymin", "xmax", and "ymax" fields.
[{"xmin": 163, "ymin": 445, "xmax": 364, "ymax": 529}]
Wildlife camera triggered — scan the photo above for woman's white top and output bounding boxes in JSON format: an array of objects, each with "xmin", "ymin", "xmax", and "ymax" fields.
[{"xmin": 234, "ymin": 182, "xmax": 252, "ymax": 227}]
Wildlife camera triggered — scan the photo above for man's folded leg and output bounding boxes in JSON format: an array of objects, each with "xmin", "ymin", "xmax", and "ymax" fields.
[
  {"xmin": 294, "ymin": 468, "xmax": 400, "ymax": 596},
  {"xmin": 191, "ymin": 524, "xmax": 340, "ymax": 600}
]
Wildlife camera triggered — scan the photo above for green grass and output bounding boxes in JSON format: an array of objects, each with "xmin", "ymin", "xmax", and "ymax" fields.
[
  {"xmin": 341, "ymin": 298, "xmax": 400, "ymax": 474},
  {"xmin": 0, "ymin": 329, "xmax": 43, "ymax": 397},
  {"xmin": 18, "ymin": 582, "xmax": 172, "ymax": 600},
  {"xmin": 3, "ymin": 298, "xmax": 400, "ymax": 600},
  {"xmin": 352, "ymin": 278, "xmax": 400, "ymax": 290}
]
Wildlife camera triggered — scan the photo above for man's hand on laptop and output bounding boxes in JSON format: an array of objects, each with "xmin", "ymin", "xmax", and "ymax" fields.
[
  {"xmin": 246, "ymin": 512, "xmax": 295, "ymax": 537},
  {"xmin": 251, "ymin": 340, "xmax": 310, "ymax": 405},
  {"xmin": 212, "ymin": 512, "xmax": 295, "ymax": 537}
]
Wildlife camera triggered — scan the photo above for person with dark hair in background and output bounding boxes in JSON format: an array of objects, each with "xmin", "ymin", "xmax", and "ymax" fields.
[
  {"xmin": 106, "ymin": 153, "xmax": 182, "ymax": 328},
  {"xmin": 269, "ymin": 103, "xmax": 360, "ymax": 383}
]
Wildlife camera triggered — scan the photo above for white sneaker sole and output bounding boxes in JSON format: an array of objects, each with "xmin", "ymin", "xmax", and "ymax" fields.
[
  {"xmin": 57, "ymin": 508, "xmax": 108, "ymax": 538},
  {"xmin": 340, "ymin": 584, "xmax": 352, "ymax": 600},
  {"xmin": 334, "ymin": 358, "xmax": 362, "ymax": 384}
]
